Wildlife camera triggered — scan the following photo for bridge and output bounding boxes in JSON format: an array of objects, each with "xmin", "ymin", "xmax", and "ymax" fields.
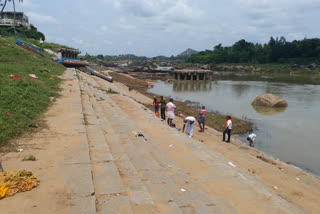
[{"xmin": 172, "ymin": 69, "xmax": 213, "ymax": 81}]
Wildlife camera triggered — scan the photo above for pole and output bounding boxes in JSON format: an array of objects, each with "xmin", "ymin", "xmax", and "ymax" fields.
[
  {"xmin": 0, "ymin": 0, "xmax": 8, "ymax": 17},
  {"xmin": 13, "ymin": 0, "xmax": 16, "ymax": 34}
]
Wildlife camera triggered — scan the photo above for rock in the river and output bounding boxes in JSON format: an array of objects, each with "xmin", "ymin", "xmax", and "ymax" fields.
[
  {"xmin": 307, "ymin": 63, "xmax": 317, "ymax": 69},
  {"xmin": 252, "ymin": 93, "xmax": 288, "ymax": 108}
]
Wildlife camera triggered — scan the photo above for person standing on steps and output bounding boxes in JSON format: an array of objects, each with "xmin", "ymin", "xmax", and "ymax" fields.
[
  {"xmin": 166, "ymin": 98, "xmax": 176, "ymax": 127},
  {"xmin": 198, "ymin": 106, "xmax": 207, "ymax": 132},
  {"xmin": 183, "ymin": 116, "xmax": 196, "ymax": 138},
  {"xmin": 153, "ymin": 97, "xmax": 159, "ymax": 114},
  {"xmin": 160, "ymin": 96, "xmax": 167, "ymax": 120},
  {"xmin": 223, "ymin": 116, "xmax": 232, "ymax": 143}
]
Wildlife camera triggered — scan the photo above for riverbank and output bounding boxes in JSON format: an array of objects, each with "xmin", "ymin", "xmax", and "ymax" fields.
[
  {"xmin": 108, "ymin": 71, "xmax": 252, "ymax": 134},
  {"xmin": 1, "ymin": 68, "xmax": 320, "ymax": 213},
  {"xmin": 99, "ymin": 69, "xmax": 320, "ymax": 213}
]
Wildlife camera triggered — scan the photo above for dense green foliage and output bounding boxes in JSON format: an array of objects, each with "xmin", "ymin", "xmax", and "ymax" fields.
[
  {"xmin": 187, "ymin": 37, "xmax": 320, "ymax": 64},
  {"xmin": 82, "ymin": 52, "xmax": 148, "ymax": 61},
  {"xmin": 0, "ymin": 37, "xmax": 65, "ymax": 147},
  {"xmin": 0, "ymin": 26, "xmax": 45, "ymax": 40}
]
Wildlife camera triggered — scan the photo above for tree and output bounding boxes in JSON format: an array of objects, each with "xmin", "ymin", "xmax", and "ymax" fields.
[{"xmin": 97, "ymin": 54, "xmax": 104, "ymax": 60}]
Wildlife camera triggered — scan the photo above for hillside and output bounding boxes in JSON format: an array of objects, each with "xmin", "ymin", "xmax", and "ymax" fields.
[
  {"xmin": 0, "ymin": 37, "xmax": 65, "ymax": 149},
  {"xmin": 176, "ymin": 48, "xmax": 199, "ymax": 58}
]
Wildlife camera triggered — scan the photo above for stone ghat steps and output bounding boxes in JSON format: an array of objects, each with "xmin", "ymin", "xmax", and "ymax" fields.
[
  {"xmin": 78, "ymin": 72, "xmax": 226, "ymax": 214},
  {"xmin": 77, "ymin": 71, "xmax": 304, "ymax": 214}
]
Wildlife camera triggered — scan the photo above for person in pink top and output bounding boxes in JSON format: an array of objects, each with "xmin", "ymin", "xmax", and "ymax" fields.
[
  {"xmin": 198, "ymin": 106, "xmax": 207, "ymax": 132},
  {"xmin": 166, "ymin": 98, "xmax": 176, "ymax": 127}
]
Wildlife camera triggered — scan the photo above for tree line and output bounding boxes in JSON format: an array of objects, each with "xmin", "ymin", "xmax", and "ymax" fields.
[{"xmin": 187, "ymin": 37, "xmax": 320, "ymax": 64}]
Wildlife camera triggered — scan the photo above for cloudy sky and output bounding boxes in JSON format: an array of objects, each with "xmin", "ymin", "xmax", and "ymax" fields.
[{"xmin": 5, "ymin": 0, "xmax": 320, "ymax": 56}]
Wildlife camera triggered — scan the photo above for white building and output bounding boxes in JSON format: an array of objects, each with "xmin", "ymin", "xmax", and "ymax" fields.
[{"xmin": 0, "ymin": 12, "xmax": 32, "ymax": 29}]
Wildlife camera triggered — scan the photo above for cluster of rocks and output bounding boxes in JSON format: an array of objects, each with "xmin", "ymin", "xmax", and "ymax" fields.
[
  {"xmin": 214, "ymin": 65, "xmax": 262, "ymax": 72},
  {"xmin": 292, "ymin": 63, "xmax": 317, "ymax": 70}
]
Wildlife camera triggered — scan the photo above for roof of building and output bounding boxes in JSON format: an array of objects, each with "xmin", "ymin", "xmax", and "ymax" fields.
[
  {"xmin": 1, "ymin": 11, "xmax": 25, "ymax": 15},
  {"xmin": 58, "ymin": 48, "xmax": 81, "ymax": 54}
]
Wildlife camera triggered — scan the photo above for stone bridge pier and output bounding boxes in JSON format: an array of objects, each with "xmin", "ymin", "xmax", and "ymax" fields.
[{"xmin": 173, "ymin": 70, "xmax": 213, "ymax": 81}]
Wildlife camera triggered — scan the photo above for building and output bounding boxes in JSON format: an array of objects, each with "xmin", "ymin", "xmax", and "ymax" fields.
[{"xmin": 0, "ymin": 11, "xmax": 33, "ymax": 29}]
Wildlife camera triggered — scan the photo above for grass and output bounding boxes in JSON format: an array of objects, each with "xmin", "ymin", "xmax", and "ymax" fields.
[
  {"xmin": 106, "ymin": 88, "xmax": 119, "ymax": 94},
  {"xmin": 18, "ymin": 37, "xmax": 71, "ymax": 52},
  {"xmin": 0, "ymin": 36, "xmax": 66, "ymax": 149},
  {"xmin": 83, "ymin": 113, "xmax": 90, "ymax": 126},
  {"xmin": 22, "ymin": 155, "xmax": 36, "ymax": 161}
]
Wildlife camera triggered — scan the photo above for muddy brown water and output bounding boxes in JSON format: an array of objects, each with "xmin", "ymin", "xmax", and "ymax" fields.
[{"xmin": 149, "ymin": 79, "xmax": 320, "ymax": 176}]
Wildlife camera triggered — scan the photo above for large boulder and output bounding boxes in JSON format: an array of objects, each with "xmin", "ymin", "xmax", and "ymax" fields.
[{"xmin": 252, "ymin": 93, "xmax": 288, "ymax": 108}]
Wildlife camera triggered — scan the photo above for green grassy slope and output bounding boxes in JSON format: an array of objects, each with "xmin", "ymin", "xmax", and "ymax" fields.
[{"xmin": 0, "ymin": 37, "xmax": 66, "ymax": 148}]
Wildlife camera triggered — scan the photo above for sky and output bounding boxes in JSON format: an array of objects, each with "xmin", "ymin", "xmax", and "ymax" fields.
[{"xmin": 4, "ymin": 0, "xmax": 320, "ymax": 57}]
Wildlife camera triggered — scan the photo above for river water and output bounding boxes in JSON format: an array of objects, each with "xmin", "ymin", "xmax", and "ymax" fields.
[{"xmin": 149, "ymin": 79, "xmax": 320, "ymax": 176}]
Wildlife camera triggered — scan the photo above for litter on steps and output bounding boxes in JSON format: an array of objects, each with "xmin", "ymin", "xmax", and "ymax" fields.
[
  {"xmin": 0, "ymin": 185, "xmax": 8, "ymax": 199},
  {"xmin": 132, "ymin": 131, "xmax": 148, "ymax": 142},
  {"xmin": 0, "ymin": 170, "xmax": 40, "ymax": 199},
  {"xmin": 228, "ymin": 162, "xmax": 237, "ymax": 167}
]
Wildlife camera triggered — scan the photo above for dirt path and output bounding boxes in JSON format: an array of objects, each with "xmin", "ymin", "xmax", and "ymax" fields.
[
  {"xmin": 0, "ymin": 69, "xmax": 96, "ymax": 214},
  {"xmin": 0, "ymin": 69, "xmax": 319, "ymax": 214}
]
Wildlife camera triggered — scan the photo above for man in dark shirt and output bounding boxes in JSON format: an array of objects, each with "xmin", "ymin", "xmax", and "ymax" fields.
[{"xmin": 160, "ymin": 96, "xmax": 167, "ymax": 120}]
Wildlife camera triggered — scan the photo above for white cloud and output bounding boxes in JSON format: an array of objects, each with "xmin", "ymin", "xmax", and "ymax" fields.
[
  {"xmin": 26, "ymin": 12, "xmax": 58, "ymax": 24},
  {"xmin": 103, "ymin": 0, "xmax": 203, "ymax": 23},
  {"xmin": 103, "ymin": 40, "xmax": 113, "ymax": 45},
  {"xmin": 17, "ymin": 0, "xmax": 36, "ymax": 10},
  {"xmin": 72, "ymin": 38, "xmax": 84, "ymax": 45},
  {"xmin": 96, "ymin": 25, "xmax": 110, "ymax": 36}
]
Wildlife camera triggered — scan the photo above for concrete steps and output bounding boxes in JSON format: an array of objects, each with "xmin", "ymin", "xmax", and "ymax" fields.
[
  {"xmin": 77, "ymin": 71, "xmax": 304, "ymax": 214},
  {"xmin": 79, "ymin": 80, "xmax": 134, "ymax": 214},
  {"xmin": 78, "ymin": 72, "xmax": 226, "ymax": 214}
]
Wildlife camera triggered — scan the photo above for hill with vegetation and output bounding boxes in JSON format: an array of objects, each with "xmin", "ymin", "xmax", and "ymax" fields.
[
  {"xmin": 187, "ymin": 37, "xmax": 320, "ymax": 65},
  {"xmin": 0, "ymin": 36, "xmax": 65, "ymax": 149},
  {"xmin": 176, "ymin": 48, "xmax": 199, "ymax": 58}
]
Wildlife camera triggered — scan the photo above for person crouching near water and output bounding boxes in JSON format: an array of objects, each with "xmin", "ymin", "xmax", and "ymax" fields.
[
  {"xmin": 183, "ymin": 116, "xmax": 196, "ymax": 138},
  {"xmin": 160, "ymin": 96, "xmax": 167, "ymax": 120},
  {"xmin": 223, "ymin": 116, "xmax": 232, "ymax": 143},
  {"xmin": 166, "ymin": 98, "xmax": 176, "ymax": 127},
  {"xmin": 247, "ymin": 132, "xmax": 256, "ymax": 147},
  {"xmin": 198, "ymin": 106, "xmax": 207, "ymax": 132},
  {"xmin": 153, "ymin": 97, "xmax": 159, "ymax": 114}
]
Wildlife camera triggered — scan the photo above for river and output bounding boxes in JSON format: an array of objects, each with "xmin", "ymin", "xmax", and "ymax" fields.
[{"xmin": 148, "ymin": 78, "xmax": 320, "ymax": 176}]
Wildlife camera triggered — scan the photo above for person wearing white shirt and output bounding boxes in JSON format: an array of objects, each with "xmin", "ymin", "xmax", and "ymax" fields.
[
  {"xmin": 247, "ymin": 132, "xmax": 257, "ymax": 147},
  {"xmin": 183, "ymin": 116, "xmax": 196, "ymax": 138},
  {"xmin": 223, "ymin": 116, "xmax": 232, "ymax": 143}
]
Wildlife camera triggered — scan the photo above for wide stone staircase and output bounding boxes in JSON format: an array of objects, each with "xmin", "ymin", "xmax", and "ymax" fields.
[
  {"xmin": 78, "ymin": 73, "xmax": 227, "ymax": 214},
  {"xmin": 75, "ymin": 71, "xmax": 303, "ymax": 214}
]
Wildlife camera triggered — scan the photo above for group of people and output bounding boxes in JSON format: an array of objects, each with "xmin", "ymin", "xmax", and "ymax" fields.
[
  {"xmin": 153, "ymin": 96, "xmax": 256, "ymax": 147},
  {"xmin": 153, "ymin": 97, "xmax": 208, "ymax": 138}
]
